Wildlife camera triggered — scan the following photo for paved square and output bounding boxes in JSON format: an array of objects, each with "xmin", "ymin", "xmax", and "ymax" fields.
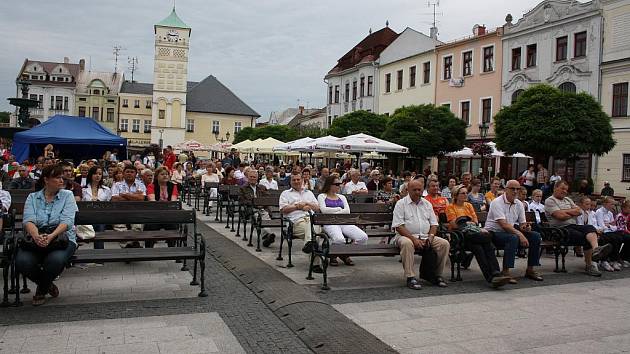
[{"xmin": 0, "ymin": 312, "xmax": 245, "ymax": 354}]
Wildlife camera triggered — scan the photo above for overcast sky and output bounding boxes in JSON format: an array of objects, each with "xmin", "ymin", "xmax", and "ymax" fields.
[{"xmin": 0, "ymin": 0, "xmax": 544, "ymax": 121}]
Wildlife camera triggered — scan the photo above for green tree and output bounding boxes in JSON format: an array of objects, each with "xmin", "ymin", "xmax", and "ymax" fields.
[
  {"xmin": 295, "ymin": 124, "xmax": 327, "ymax": 139},
  {"xmin": 327, "ymin": 110, "xmax": 388, "ymax": 138},
  {"xmin": 0, "ymin": 112, "xmax": 10, "ymax": 124},
  {"xmin": 494, "ymin": 84, "xmax": 615, "ymax": 160},
  {"xmin": 382, "ymin": 104, "xmax": 467, "ymax": 159},
  {"xmin": 232, "ymin": 126, "xmax": 255, "ymax": 144}
]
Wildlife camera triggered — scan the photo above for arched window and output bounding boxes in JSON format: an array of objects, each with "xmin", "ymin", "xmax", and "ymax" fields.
[
  {"xmin": 558, "ymin": 82, "xmax": 576, "ymax": 93},
  {"xmin": 511, "ymin": 89, "xmax": 524, "ymax": 104}
]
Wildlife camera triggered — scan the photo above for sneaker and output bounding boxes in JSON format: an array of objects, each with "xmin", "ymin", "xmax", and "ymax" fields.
[
  {"xmin": 585, "ymin": 263, "xmax": 602, "ymax": 277},
  {"xmin": 592, "ymin": 244, "xmax": 613, "ymax": 262},
  {"xmin": 491, "ymin": 275, "xmax": 511, "ymax": 289},
  {"xmin": 600, "ymin": 261, "xmax": 614, "ymax": 272},
  {"xmin": 612, "ymin": 262, "xmax": 622, "ymax": 271},
  {"xmin": 623, "ymin": 260, "xmax": 630, "ymax": 268}
]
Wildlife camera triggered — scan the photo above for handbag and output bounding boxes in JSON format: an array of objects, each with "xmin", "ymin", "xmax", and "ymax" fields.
[
  {"xmin": 19, "ymin": 225, "xmax": 69, "ymax": 251},
  {"xmin": 76, "ymin": 225, "xmax": 95, "ymax": 240}
]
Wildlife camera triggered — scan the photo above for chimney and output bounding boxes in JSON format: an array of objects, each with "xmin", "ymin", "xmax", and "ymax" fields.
[
  {"xmin": 430, "ymin": 26, "xmax": 439, "ymax": 40},
  {"xmin": 473, "ymin": 25, "xmax": 487, "ymax": 36},
  {"xmin": 63, "ymin": 57, "xmax": 70, "ymax": 64},
  {"xmin": 79, "ymin": 59, "xmax": 85, "ymax": 71},
  {"xmin": 298, "ymin": 106, "xmax": 304, "ymax": 115}
]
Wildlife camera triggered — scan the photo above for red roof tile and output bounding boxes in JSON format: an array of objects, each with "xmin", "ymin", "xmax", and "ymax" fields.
[{"xmin": 329, "ymin": 27, "xmax": 399, "ymax": 74}]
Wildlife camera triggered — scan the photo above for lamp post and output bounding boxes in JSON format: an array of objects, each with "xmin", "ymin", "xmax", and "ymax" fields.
[
  {"xmin": 478, "ymin": 122, "xmax": 489, "ymax": 183},
  {"xmin": 213, "ymin": 131, "xmax": 230, "ymax": 158},
  {"xmin": 158, "ymin": 129, "xmax": 164, "ymax": 149}
]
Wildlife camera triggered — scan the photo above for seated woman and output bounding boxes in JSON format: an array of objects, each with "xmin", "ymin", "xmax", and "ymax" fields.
[
  {"xmin": 82, "ymin": 165, "xmax": 112, "ymax": 249},
  {"xmin": 467, "ymin": 179, "xmax": 486, "ymax": 212},
  {"xmin": 446, "ymin": 185, "xmax": 510, "ymax": 289},
  {"xmin": 302, "ymin": 168, "xmax": 315, "ymax": 191},
  {"xmin": 16, "ymin": 164, "xmax": 78, "ymax": 306},
  {"xmin": 171, "ymin": 162, "xmax": 185, "ymax": 185},
  {"xmin": 222, "ymin": 166, "xmax": 238, "ymax": 185},
  {"xmin": 317, "ymin": 175, "xmax": 368, "ymax": 266},
  {"xmin": 201, "ymin": 162, "xmax": 220, "ymax": 208},
  {"xmin": 145, "ymin": 167, "xmax": 179, "ymax": 247},
  {"xmin": 375, "ymin": 177, "xmax": 399, "ymax": 205}
]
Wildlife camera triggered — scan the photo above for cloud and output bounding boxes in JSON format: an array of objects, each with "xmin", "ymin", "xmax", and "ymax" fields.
[{"xmin": 0, "ymin": 0, "xmax": 543, "ymax": 119}]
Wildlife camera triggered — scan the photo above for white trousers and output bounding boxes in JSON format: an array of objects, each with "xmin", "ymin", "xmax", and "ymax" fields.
[{"xmin": 323, "ymin": 225, "xmax": 368, "ymax": 245}]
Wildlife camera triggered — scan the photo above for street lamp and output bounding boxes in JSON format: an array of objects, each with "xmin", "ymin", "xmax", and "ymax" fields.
[
  {"xmin": 478, "ymin": 122, "xmax": 489, "ymax": 183},
  {"xmin": 158, "ymin": 129, "xmax": 164, "ymax": 149},
  {"xmin": 213, "ymin": 131, "xmax": 231, "ymax": 143}
]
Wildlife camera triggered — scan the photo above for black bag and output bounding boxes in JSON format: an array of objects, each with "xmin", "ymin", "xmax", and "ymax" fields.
[
  {"xmin": 19, "ymin": 225, "xmax": 69, "ymax": 252},
  {"xmin": 419, "ymin": 245, "xmax": 439, "ymax": 283}
]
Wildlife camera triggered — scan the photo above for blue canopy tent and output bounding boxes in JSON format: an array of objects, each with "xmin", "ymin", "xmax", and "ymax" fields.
[{"xmin": 12, "ymin": 115, "xmax": 127, "ymax": 163}]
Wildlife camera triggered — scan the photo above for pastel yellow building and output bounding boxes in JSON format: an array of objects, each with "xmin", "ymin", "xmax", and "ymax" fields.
[{"xmin": 75, "ymin": 70, "xmax": 123, "ymax": 133}]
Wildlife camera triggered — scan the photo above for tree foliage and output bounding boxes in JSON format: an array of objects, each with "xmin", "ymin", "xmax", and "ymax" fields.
[
  {"xmin": 494, "ymin": 84, "xmax": 615, "ymax": 160},
  {"xmin": 327, "ymin": 110, "xmax": 388, "ymax": 138},
  {"xmin": 233, "ymin": 125, "xmax": 299, "ymax": 144},
  {"xmin": 0, "ymin": 112, "xmax": 9, "ymax": 123},
  {"xmin": 232, "ymin": 126, "xmax": 255, "ymax": 144},
  {"xmin": 382, "ymin": 104, "xmax": 467, "ymax": 158}
]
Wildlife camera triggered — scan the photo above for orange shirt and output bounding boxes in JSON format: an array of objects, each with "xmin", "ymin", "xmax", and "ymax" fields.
[
  {"xmin": 485, "ymin": 191, "xmax": 497, "ymax": 203},
  {"xmin": 445, "ymin": 202, "xmax": 478, "ymax": 224},
  {"xmin": 425, "ymin": 194, "xmax": 449, "ymax": 216}
]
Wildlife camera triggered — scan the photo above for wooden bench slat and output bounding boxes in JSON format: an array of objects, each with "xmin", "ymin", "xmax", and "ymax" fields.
[
  {"xmin": 75, "ymin": 210, "xmax": 195, "ymax": 225},
  {"xmin": 329, "ymin": 244, "xmax": 399, "ymax": 256},
  {"xmin": 81, "ymin": 230, "xmax": 183, "ymax": 242},
  {"xmin": 312, "ymin": 213, "xmax": 393, "ymax": 226},
  {"xmin": 72, "ymin": 247, "xmax": 201, "ymax": 262}
]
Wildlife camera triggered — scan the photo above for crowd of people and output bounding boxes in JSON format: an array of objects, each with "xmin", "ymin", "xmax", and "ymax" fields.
[{"xmin": 2, "ymin": 143, "xmax": 629, "ymax": 304}]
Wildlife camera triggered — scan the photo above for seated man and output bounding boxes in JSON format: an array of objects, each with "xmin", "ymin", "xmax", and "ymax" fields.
[
  {"xmin": 485, "ymin": 180, "xmax": 543, "ymax": 282},
  {"xmin": 392, "ymin": 179, "xmax": 450, "ymax": 290},
  {"xmin": 279, "ymin": 171, "xmax": 321, "ymax": 270},
  {"xmin": 240, "ymin": 169, "xmax": 275, "ymax": 247},
  {"xmin": 9, "ymin": 166, "xmax": 34, "ymax": 190},
  {"xmin": 258, "ymin": 167, "xmax": 278, "ymax": 191},
  {"xmin": 545, "ymin": 180, "xmax": 612, "ymax": 276},
  {"xmin": 342, "ymin": 169, "xmax": 368, "ymax": 194}
]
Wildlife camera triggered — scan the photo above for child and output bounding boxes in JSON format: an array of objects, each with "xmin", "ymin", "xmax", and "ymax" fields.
[
  {"xmin": 594, "ymin": 197, "xmax": 627, "ymax": 271},
  {"xmin": 615, "ymin": 200, "xmax": 630, "ymax": 268},
  {"xmin": 528, "ymin": 189, "xmax": 545, "ymax": 224}
]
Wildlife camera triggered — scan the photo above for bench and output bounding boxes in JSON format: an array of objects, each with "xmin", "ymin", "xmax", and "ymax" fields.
[{"xmin": 202, "ymin": 182, "xmax": 220, "ymax": 217}]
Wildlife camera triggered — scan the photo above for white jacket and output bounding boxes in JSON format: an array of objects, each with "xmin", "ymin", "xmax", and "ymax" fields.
[{"xmin": 317, "ymin": 193, "xmax": 350, "ymax": 214}]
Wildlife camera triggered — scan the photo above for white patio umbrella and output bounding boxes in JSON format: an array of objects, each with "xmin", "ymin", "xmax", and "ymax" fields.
[
  {"xmin": 314, "ymin": 133, "xmax": 409, "ymax": 153},
  {"xmin": 253, "ymin": 137, "xmax": 285, "ymax": 154},
  {"xmin": 174, "ymin": 139, "xmax": 210, "ymax": 151},
  {"xmin": 209, "ymin": 142, "xmax": 232, "ymax": 152},
  {"xmin": 272, "ymin": 137, "xmax": 312, "ymax": 152},
  {"xmin": 511, "ymin": 152, "xmax": 532, "ymax": 158},
  {"xmin": 446, "ymin": 147, "xmax": 475, "ymax": 158},
  {"xmin": 291, "ymin": 135, "xmax": 339, "ymax": 152},
  {"xmin": 361, "ymin": 151, "xmax": 387, "ymax": 160},
  {"xmin": 231, "ymin": 139, "xmax": 253, "ymax": 151},
  {"xmin": 487, "ymin": 142, "xmax": 505, "ymax": 157}
]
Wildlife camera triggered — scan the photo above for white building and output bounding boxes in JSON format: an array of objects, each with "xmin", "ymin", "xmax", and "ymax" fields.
[
  {"xmin": 15, "ymin": 57, "xmax": 82, "ymax": 124},
  {"xmin": 377, "ymin": 27, "xmax": 439, "ymax": 115},
  {"xmin": 501, "ymin": 0, "xmax": 602, "ymax": 182},
  {"xmin": 324, "ymin": 26, "xmax": 399, "ymax": 124}
]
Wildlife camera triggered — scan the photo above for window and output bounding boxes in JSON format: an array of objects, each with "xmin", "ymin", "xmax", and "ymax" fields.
[
  {"xmin": 145, "ymin": 100, "xmax": 152, "ymax": 109},
  {"xmin": 132, "ymin": 119, "xmax": 140, "ymax": 133},
  {"xmin": 212, "ymin": 120, "xmax": 220, "ymax": 134},
  {"xmin": 120, "ymin": 119, "xmax": 128, "ymax": 132},
  {"xmin": 334, "ymin": 85, "xmax": 340, "ymax": 103},
  {"xmin": 352, "ymin": 80, "xmax": 357, "ymax": 100},
  {"xmin": 526, "ymin": 44, "xmax": 537, "ymax": 67},
  {"xmin": 367, "ymin": 76, "xmax": 373, "ymax": 96},
  {"xmin": 93, "ymin": 89, "xmax": 100, "ymax": 95},
  {"xmin": 234, "ymin": 121, "xmax": 242, "ymax": 133},
  {"xmin": 396, "ymin": 70, "xmax": 403, "ymax": 90},
  {"xmin": 327, "ymin": 116, "xmax": 332, "ymax": 127},
  {"xmin": 556, "ymin": 36, "xmax": 568, "ymax": 61},
  {"xmin": 122, "ymin": 99, "xmax": 128, "ymax": 107},
  {"xmin": 107, "ymin": 99, "xmax": 115, "ymax": 103},
  {"xmin": 409, "ymin": 66, "xmax": 416, "ymax": 88},
  {"xmin": 462, "ymin": 51, "xmax": 472, "ymax": 76},
  {"xmin": 186, "ymin": 119, "xmax": 194, "ymax": 132},
  {"xmin": 443, "ymin": 56, "xmax": 452, "ymax": 80},
  {"xmin": 328, "ymin": 86, "xmax": 333, "ymax": 104},
  {"xmin": 92, "ymin": 107, "xmax": 99, "ymax": 120},
  {"xmin": 483, "ymin": 46, "xmax": 494, "ymax": 72},
  {"xmin": 481, "ymin": 98, "xmax": 492, "ymax": 123},
  {"xmin": 360, "ymin": 77, "xmax": 365, "ymax": 97},
  {"xmin": 50, "ymin": 96, "xmax": 54, "ymax": 110},
  {"xmin": 29, "ymin": 94, "xmax": 37, "ymax": 101},
  {"xmin": 134, "ymin": 99, "xmax": 140, "ymax": 108},
  {"xmin": 144, "ymin": 120, "xmax": 151, "ymax": 133},
  {"xmin": 460, "ymin": 101, "xmax": 470, "ymax": 125},
  {"xmin": 55, "ymin": 96, "xmax": 63, "ymax": 110},
  {"xmin": 423, "ymin": 62, "xmax": 430, "ymax": 84},
  {"xmin": 442, "ymin": 103, "xmax": 451, "ymax": 110},
  {"xmin": 612, "ymin": 82, "xmax": 629, "ymax": 117},
  {"xmin": 344, "ymin": 83, "xmax": 350, "ymax": 102},
  {"xmin": 63, "ymin": 97, "xmax": 68, "ymax": 111},
  {"xmin": 559, "ymin": 82, "xmax": 576, "ymax": 94},
  {"xmin": 574, "ymin": 31, "xmax": 587, "ymax": 58},
  {"xmin": 623, "ymin": 154, "xmax": 630, "ymax": 182},
  {"xmin": 106, "ymin": 108, "xmax": 114, "ymax": 122},
  {"xmin": 511, "ymin": 89, "xmax": 524, "ymax": 104},
  {"xmin": 38, "ymin": 95, "xmax": 43, "ymax": 109},
  {"xmin": 158, "ymin": 109, "xmax": 165, "ymax": 119},
  {"xmin": 385, "ymin": 73, "xmax": 391, "ymax": 93},
  {"xmin": 78, "ymin": 106, "xmax": 86, "ymax": 117}
]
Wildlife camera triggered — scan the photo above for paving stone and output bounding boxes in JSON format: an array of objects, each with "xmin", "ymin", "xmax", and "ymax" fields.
[{"xmin": 157, "ymin": 338, "xmax": 221, "ymax": 353}]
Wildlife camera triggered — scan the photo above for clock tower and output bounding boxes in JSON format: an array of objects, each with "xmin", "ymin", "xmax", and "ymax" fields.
[{"xmin": 151, "ymin": 6, "xmax": 191, "ymax": 147}]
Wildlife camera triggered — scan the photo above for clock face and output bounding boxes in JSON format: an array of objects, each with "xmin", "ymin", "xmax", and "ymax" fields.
[{"xmin": 167, "ymin": 30, "xmax": 179, "ymax": 42}]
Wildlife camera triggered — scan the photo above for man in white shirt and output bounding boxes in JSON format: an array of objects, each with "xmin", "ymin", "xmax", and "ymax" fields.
[
  {"xmin": 111, "ymin": 165, "xmax": 147, "ymax": 239},
  {"xmin": 485, "ymin": 180, "xmax": 543, "ymax": 282},
  {"xmin": 279, "ymin": 171, "xmax": 321, "ymax": 271},
  {"xmin": 342, "ymin": 169, "xmax": 368, "ymax": 194},
  {"xmin": 0, "ymin": 188, "xmax": 11, "ymax": 234},
  {"xmin": 258, "ymin": 167, "xmax": 278, "ymax": 190},
  {"xmin": 392, "ymin": 179, "xmax": 450, "ymax": 290}
]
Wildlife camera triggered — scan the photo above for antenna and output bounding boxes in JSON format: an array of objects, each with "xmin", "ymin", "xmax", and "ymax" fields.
[
  {"xmin": 113, "ymin": 45, "xmax": 123, "ymax": 73},
  {"xmin": 128, "ymin": 56, "xmax": 139, "ymax": 82},
  {"xmin": 427, "ymin": 1, "xmax": 441, "ymax": 29}
]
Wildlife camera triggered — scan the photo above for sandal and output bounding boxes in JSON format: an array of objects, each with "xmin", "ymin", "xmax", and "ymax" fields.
[
  {"xmin": 32, "ymin": 295, "xmax": 46, "ymax": 306},
  {"xmin": 406, "ymin": 277, "xmax": 422, "ymax": 290},
  {"xmin": 340, "ymin": 256, "xmax": 354, "ymax": 266},
  {"xmin": 48, "ymin": 283, "xmax": 60, "ymax": 298}
]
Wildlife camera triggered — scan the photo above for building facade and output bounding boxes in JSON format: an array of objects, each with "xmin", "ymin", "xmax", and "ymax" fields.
[
  {"xmin": 15, "ymin": 57, "xmax": 81, "ymax": 123},
  {"xmin": 118, "ymin": 7, "xmax": 259, "ymax": 152},
  {"xmin": 595, "ymin": 0, "xmax": 630, "ymax": 195},
  {"xmin": 324, "ymin": 26, "xmax": 399, "ymax": 125},
  {"xmin": 377, "ymin": 28, "xmax": 439, "ymax": 116},
  {"xmin": 501, "ymin": 0, "xmax": 602, "ymax": 182},
  {"xmin": 74, "ymin": 70, "xmax": 123, "ymax": 132}
]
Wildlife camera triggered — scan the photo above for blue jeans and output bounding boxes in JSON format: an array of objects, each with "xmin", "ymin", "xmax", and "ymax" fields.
[
  {"xmin": 16, "ymin": 242, "xmax": 77, "ymax": 295},
  {"xmin": 492, "ymin": 231, "xmax": 541, "ymax": 269}
]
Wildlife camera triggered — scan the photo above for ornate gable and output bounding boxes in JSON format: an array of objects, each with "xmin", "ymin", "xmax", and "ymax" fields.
[{"xmin": 505, "ymin": 0, "xmax": 599, "ymax": 34}]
